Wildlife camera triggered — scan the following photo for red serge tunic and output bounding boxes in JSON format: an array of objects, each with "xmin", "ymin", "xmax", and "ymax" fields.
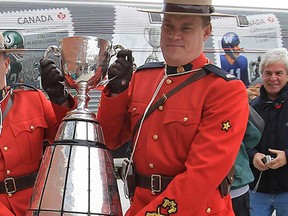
[
  {"xmin": 0, "ymin": 89, "xmax": 70, "ymax": 216},
  {"xmin": 98, "ymin": 53, "xmax": 249, "ymax": 216}
]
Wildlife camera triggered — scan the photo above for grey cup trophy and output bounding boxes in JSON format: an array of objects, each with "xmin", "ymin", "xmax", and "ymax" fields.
[
  {"xmin": 26, "ymin": 36, "xmax": 123, "ymax": 216},
  {"xmin": 144, "ymin": 27, "xmax": 161, "ymax": 64}
]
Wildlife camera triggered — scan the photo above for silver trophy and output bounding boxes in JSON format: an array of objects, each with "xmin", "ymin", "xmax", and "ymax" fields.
[
  {"xmin": 144, "ymin": 27, "xmax": 161, "ymax": 64},
  {"xmin": 26, "ymin": 36, "xmax": 123, "ymax": 216}
]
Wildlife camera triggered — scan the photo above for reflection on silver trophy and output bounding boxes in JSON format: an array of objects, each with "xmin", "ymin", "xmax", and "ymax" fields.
[
  {"xmin": 26, "ymin": 36, "xmax": 123, "ymax": 215},
  {"xmin": 144, "ymin": 27, "xmax": 161, "ymax": 63}
]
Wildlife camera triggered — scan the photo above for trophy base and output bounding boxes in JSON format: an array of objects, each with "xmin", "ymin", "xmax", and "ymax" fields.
[{"xmin": 26, "ymin": 141, "xmax": 122, "ymax": 216}]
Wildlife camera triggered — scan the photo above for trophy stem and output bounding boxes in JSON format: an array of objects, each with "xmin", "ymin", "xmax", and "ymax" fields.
[
  {"xmin": 64, "ymin": 81, "xmax": 96, "ymax": 122},
  {"xmin": 145, "ymin": 47, "xmax": 159, "ymax": 64},
  {"xmin": 76, "ymin": 81, "xmax": 90, "ymax": 113}
]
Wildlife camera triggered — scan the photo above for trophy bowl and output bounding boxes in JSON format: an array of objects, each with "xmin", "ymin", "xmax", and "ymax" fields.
[
  {"xmin": 60, "ymin": 36, "xmax": 111, "ymax": 90},
  {"xmin": 144, "ymin": 27, "xmax": 161, "ymax": 48},
  {"xmin": 44, "ymin": 36, "xmax": 112, "ymax": 122}
]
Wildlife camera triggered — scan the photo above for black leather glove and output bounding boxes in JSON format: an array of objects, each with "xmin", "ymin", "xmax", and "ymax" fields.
[
  {"xmin": 40, "ymin": 59, "xmax": 68, "ymax": 104},
  {"xmin": 107, "ymin": 49, "xmax": 133, "ymax": 94}
]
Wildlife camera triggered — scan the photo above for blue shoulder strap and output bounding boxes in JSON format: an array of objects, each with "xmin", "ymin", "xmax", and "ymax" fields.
[
  {"xmin": 136, "ymin": 62, "xmax": 165, "ymax": 72},
  {"xmin": 10, "ymin": 83, "xmax": 37, "ymax": 90},
  {"xmin": 203, "ymin": 64, "xmax": 238, "ymax": 81}
]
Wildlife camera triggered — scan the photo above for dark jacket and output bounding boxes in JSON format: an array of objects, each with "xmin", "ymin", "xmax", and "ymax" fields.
[{"xmin": 248, "ymin": 83, "xmax": 288, "ymax": 193}]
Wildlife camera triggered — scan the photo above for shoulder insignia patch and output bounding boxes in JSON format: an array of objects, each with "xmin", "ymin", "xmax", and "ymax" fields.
[
  {"xmin": 225, "ymin": 74, "xmax": 236, "ymax": 79},
  {"xmin": 203, "ymin": 64, "xmax": 238, "ymax": 81},
  {"xmin": 222, "ymin": 120, "xmax": 232, "ymax": 132},
  {"xmin": 146, "ymin": 198, "xmax": 178, "ymax": 216},
  {"xmin": 136, "ymin": 61, "xmax": 165, "ymax": 72}
]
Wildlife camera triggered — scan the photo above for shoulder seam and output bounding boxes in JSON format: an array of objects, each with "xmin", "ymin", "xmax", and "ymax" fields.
[{"xmin": 136, "ymin": 62, "xmax": 165, "ymax": 72}]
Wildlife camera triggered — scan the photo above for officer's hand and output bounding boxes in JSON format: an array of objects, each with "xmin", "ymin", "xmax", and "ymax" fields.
[
  {"xmin": 107, "ymin": 50, "xmax": 133, "ymax": 94},
  {"xmin": 40, "ymin": 59, "xmax": 67, "ymax": 104}
]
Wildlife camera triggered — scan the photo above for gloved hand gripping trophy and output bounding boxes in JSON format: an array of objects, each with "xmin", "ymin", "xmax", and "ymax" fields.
[
  {"xmin": 40, "ymin": 58, "xmax": 68, "ymax": 104},
  {"xmin": 107, "ymin": 49, "xmax": 133, "ymax": 94}
]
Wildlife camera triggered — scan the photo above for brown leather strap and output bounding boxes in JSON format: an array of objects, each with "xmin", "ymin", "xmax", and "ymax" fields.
[
  {"xmin": 136, "ymin": 173, "xmax": 174, "ymax": 193},
  {"xmin": 218, "ymin": 165, "xmax": 235, "ymax": 197},
  {"xmin": 0, "ymin": 172, "xmax": 37, "ymax": 194},
  {"xmin": 3, "ymin": 92, "xmax": 13, "ymax": 119}
]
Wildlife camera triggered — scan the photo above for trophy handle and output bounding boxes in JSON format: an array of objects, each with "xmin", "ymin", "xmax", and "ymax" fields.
[
  {"xmin": 43, "ymin": 45, "xmax": 61, "ymax": 60},
  {"xmin": 96, "ymin": 46, "xmax": 134, "ymax": 88},
  {"xmin": 117, "ymin": 49, "xmax": 133, "ymax": 65},
  {"xmin": 110, "ymin": 44, "xmax": 135, "ymax": 68},
  {"xmin": 110, "ymin": 44, "xmax": 125, "ymax": 58},
  {"xmin": 114, "ymin": 45, "xmax": 136, "ymax": 70},
  {"xmin": 144, "ymin": 27, "xmax": 150, "ymax": 44}
]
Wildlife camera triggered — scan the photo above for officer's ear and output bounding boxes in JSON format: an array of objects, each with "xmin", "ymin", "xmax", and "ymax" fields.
[
  {"xmin": 4, "ymin": 55, "xmax": 10, "ymax": 75},
  {"xmin": 203, "ymin": 23, "xmax": 212, "ymax": 41}
]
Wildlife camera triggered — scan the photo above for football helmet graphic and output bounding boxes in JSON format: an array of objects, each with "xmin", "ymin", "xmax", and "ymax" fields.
[
  {"xmin": 221, "ymin": 32, "xmax": 242, "ymax": 59},
  {"xmin": 3, "ymin": 30, "xmax": 25, "ymax": 60}
]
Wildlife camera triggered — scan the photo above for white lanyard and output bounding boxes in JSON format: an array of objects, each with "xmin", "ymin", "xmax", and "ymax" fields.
[{"xmin": 124, "ymin": 67, "xmax": 203, "ymax": 182}]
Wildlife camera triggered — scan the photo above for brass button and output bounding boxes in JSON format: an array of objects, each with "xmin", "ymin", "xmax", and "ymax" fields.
[
  {"xmin": 152, "ymin": 135, "xmax": 158, "ymax": 140},
  {"xmin": 3, "ymin": 146, "xmax": 8, "ymax": 152},
  {"xmin": 158, "ymin": 105, "xmax": 164, "ymax": 111},
  {"xmin": 149, "ymin": 163, "xmax": 154, "ymax": 168},
  {"xmin": 132, "ymin": 107, "xmax": 137, "ymax": 112},
  {"xmin": 166, "ymin": 79, "xmax": 172, "ymax": 84},
  {"xmin": 6, "ymin": 170, "xmax": 10, "ymax": 175},
  {"xmin": 183, "ymin": 117, "xmax": 189, "ymax": 122},
  {"xmin": 177, "ymin": 66, "xmax": 185, "ymax": 73},
  {"xmin": 30, "ymin": 125, "xmax": 35, "ymax": 131},
  {"xmin": 7, "ymin": 193, "xmax": 12, "ymax": 198},
  {"xmin": 206, "ymin": 207, "xmax": 211, "ymax": 213}
]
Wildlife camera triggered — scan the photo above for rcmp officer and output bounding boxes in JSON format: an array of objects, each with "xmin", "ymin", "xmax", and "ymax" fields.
[
  {"xmin": 97, "ymin": 0, "xmax": 249, "ymax": 215},
  {"xmin": 0, "ymin": 33, "xmax": 73, "ymax": 215}
]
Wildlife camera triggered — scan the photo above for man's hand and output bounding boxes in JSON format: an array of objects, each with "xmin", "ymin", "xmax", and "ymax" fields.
[
  {"xmin": 266, "ymin": 148, "xmax": 287, "ymax": 169},
  {"xmin": 40, "ymin": 59, "xmax": 68, "ymax": 104},
  {"xmin": 253, "ymin": 152, "xmax": 269, "ymax": 171},
  {"xmin": 107, "ymin": 49, "xmax": 133, "ymax": 94}
]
